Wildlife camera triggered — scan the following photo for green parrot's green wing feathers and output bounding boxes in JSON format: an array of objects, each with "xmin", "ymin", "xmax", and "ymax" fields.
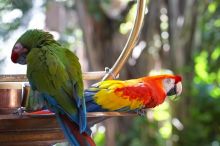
[
  {"xmin": 27, "ymin": 44, "xmax": 87, "ymax": 132},
  {"xmin": 26, "ymin": 46, "xmax": 82, "ymax": 114},
  {"xmin": 64, "ymin": 49, "xmax": 84, "ymax": 104}
]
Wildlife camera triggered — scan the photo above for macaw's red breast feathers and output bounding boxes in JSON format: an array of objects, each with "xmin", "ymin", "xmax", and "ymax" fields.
[{"xmin": 114, "ymin": 84, "xmax": 153, "ymax": 107}]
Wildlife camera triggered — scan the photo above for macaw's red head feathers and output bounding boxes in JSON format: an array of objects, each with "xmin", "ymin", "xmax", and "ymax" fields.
[
  {"xmin": 140, "ymin": 74, "xmax": 182, "ymax": 107},
  {"xmin": 160, "ymin": 75, "xmax": 182, "ymax": 97},
  {"xmin": 11, "ymin": 29, "xmax": 54, "ymax": 64}
]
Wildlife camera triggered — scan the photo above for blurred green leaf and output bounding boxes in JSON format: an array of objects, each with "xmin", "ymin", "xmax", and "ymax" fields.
[{"xmin": 94, "ymin": 131, "xmax": 105, "ymax": 146}]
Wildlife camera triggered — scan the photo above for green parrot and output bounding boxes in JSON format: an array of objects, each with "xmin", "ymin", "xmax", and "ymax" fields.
[{"xmin": 11, "ymin": 29, "xmax": 95, "ymax": 146}]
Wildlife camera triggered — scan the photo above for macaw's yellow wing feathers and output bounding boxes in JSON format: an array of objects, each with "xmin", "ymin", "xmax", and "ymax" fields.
[
  {"xmin": 95, "ymin": 89, "xmax": 143, "ymax": 110},
  {"xmin": 87, "ymin": 79, "xmax": 152, "ymax": 111}
]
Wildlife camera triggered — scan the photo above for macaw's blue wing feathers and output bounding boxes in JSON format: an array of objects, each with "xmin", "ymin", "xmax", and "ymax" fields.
[
  {"xmin": 84, "ymin": 83, "xmax": 134, "ymax": 113},
  {"xmin": 85, "ymin": 88, "xmax": 134, "ymax": 127},
  {"xmin": 85, "ymin": 89, "xmax": 107, "ymax": 112},
  {"xmin": 85, "ymin": 88, "xmax": 122, "ymax": 127}
]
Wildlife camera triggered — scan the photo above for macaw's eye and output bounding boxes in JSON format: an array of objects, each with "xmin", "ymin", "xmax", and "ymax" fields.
[
  {"xmin": 168, "ymin": 79, "xmax": 171, "ymax": 83},
  {"xmin": 165, "ymin": 78, "xmax": 172, "ymax": 84}
]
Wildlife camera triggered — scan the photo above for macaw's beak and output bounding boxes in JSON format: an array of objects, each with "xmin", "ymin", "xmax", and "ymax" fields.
[
  {"xmin": 175, "ymin": 82, "xmax": 182, "ymax": 96},
  {"xmin": 167, "ymin": 82, "xmax": 182, "ymax": 96},
  {"xmin": 11, "ymin": 43, "xmax": 28, "ymax": 64}
]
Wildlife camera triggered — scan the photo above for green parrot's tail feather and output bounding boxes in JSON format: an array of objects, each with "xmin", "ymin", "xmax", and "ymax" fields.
[
  {"xmin": 79, "ymin": 98, "xmax": 87, "ymax": 133},
  {"xmin": 43, "ymin": 93, "xmax": 87, "ymax": 133},
  {"xmin": 72, "ymin": 86, "xmax": 87, "ymax": 133},
  {"xmin": 56, "ymin": 113, "xmax": 96, "ymax": 146}
]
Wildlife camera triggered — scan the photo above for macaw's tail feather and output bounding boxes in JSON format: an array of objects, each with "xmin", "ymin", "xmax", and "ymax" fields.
[
  {"xmin": 56, "ymin": 114, "xmax": 96, "ymax": 146},
  {"xmin": 84, "ymin": 89, "xmax": 106, "ymax": 112}
]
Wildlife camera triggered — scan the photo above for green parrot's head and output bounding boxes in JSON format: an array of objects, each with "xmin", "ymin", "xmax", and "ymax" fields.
[{"xmin": 11, "ymin": 29, "xmax": 54, "ymax": 64}]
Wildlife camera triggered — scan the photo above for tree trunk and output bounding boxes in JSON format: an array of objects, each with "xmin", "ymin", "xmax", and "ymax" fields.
[
  {"xmin": 75, "ymin": 0, "xmax": 120, "ymax": 71},
  {"xmin": 167, "ymin": 0, "xmax": 199, "ymax": 145}
]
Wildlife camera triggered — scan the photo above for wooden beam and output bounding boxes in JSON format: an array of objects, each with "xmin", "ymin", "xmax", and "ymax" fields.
[
  {"xmin": 0, "ymin": 115, "xmax": 65, "ymax": 145},
  {"xmin": 0, "ymin": 71, "xmax": 106, "ymax": 82}
]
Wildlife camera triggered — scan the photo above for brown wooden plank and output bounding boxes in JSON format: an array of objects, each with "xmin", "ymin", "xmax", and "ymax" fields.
[
  {"xmin": 0, "ymin": 114, "xmax": 65, "ymax": 145},
  {"xmin": 0, "ymin": 140, "xmax": 66, "ymax": 146},
  {"xmin": 0, "ymin": 115, "xmax": 59, "ymax": 131},
  {"xmin": 0, "ymin": 130, "xmax": 65, "ymax": 142}
]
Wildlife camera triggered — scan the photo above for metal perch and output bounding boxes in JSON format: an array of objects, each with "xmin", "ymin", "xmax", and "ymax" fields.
[
  {"xmin": 0, "ymin": 0, "xmax": 147, "ymax": 117},
  {"xmin": 102, "ymin": 0, "xmax": 146, "ymax": 80}
]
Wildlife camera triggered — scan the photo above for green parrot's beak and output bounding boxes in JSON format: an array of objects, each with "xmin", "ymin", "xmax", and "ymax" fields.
[{"xmin": 11, "ymin": 43, "xmax": 28, "ymax": 64}]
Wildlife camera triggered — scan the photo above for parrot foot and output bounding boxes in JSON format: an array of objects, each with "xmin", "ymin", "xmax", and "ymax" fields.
[
  {"xmin": 136, "ymin": 109, "xmax": 147, "ymax": 116},
  {"xmin": 13, "ymin": 107, "xmax": 26, "ymax": 116}
]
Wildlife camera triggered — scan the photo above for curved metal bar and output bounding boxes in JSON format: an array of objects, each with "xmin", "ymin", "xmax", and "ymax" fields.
[
  {"xmin": 87, "ymin": 0, "xmax": 146, "ymax": 118},
  {"xmin": 102, "ymin": 0, "xmax": 146, "ymax": 80}
]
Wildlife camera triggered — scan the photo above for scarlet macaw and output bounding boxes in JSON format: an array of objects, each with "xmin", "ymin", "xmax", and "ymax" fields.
[{"xmin": 85, "ymin": 75, "xmax": 182, "ymax": 115}]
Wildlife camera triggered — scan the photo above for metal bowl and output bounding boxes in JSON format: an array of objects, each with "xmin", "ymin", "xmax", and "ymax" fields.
[
  {"xmin": 0, "ymin": 82, "xmax": 22, "ymax": 114},
  {"xmin": 21, "ymin": 83, "xmax": 30, "ymax": 107}
]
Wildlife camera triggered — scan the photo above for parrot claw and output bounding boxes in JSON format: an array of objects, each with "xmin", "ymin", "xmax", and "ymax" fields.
[
  {"xmin": 13, "ymin": 107, "xmax": 26, "ymax": 116},
  {"xmin": 136, "ymin": 109, "xmax": 147, "ymax": 116}
]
